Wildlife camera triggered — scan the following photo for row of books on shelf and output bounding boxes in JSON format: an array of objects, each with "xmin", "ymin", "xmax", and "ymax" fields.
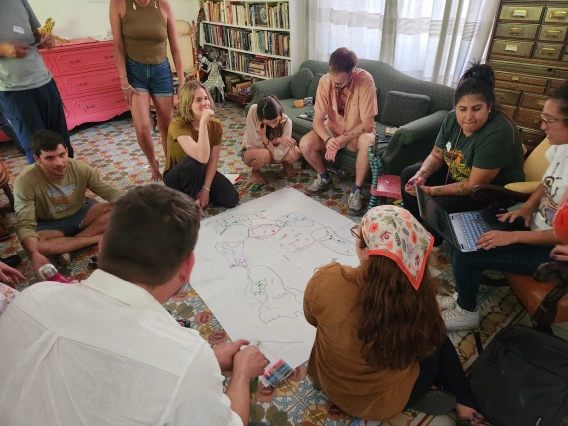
[
  {"xmin": 229, "ymin": 51, "xmax": 289, "ymax": 78},
  {"xmin": 202, "ymin": 1, "xmax": 290, "ymax": 29},
  {"xmin": 203, "ymin": 25, "xmax": 252, "ymax": 51},
  {"xmin": 254, "ymin": 31, "xmax": 289, "ymax": 57}
]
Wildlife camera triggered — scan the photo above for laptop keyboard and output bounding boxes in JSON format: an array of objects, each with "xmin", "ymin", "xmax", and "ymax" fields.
[{"xmin": 457, "ymin": 212, "xmax": 491, "ymax": 250}]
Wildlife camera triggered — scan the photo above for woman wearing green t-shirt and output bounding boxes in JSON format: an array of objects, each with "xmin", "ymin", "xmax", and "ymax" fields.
[{"xmin": 401, "ymin": 64, "xmax": 525, "ymax": 243}]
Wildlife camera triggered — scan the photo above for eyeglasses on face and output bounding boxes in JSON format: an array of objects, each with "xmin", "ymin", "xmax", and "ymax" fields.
[{"xmin": 541, "ymin": 114, "xmax": 568, "ymax": 124}]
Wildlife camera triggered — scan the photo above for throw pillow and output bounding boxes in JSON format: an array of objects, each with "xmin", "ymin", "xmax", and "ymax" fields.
[
  {"xmin": 307, "ymin": 73, "xmax": 324, "ymax": 100},
  {"xmin": 381, "ymin": 91, "xmax": 431, "ymax": 127},
  {"xmin": 291, "ymin": 68, "xmax": 315, "ymax": 99}
]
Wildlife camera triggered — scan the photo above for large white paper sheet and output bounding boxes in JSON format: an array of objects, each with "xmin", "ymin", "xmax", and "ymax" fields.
[{"xmin": 191, "ymin": 188, "xmax": 359, "ymax": 368}]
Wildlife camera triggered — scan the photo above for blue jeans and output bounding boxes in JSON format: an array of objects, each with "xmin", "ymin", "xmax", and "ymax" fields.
[
  {"xmin": 451, "ymin": 243, "xmax": 554, "ymax": 311},
  {"xmin": 125, "ymin": 56, "xmax": 174, "ymax": 97}
]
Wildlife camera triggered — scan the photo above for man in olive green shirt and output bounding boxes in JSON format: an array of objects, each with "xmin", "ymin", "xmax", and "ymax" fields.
[{"xmin": 14, "ymin": 130, "xmax": 125, "ymax": 274}]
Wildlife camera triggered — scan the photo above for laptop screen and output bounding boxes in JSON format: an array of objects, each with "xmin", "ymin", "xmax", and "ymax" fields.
[{"xmin": 416, "ymin": 186, "xmax": 457, "ymax": 245}]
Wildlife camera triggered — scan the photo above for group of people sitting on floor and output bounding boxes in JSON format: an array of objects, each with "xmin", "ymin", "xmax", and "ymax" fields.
[{"xmin": 1, "ymin": 1, "xmax": 568, "ymax": 424}]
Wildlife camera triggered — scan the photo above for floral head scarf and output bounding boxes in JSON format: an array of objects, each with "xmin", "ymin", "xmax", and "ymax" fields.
[{"xmin": 360, "ymin": 205, "xmax": 434, "ymax": 289}]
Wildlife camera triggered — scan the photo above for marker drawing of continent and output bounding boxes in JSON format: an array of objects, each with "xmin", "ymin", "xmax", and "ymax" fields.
[
  {"xmin": 273, "ymin": 230, "xmax": 314, "ymax": 252},
  {"xmin": 216, "ymin": 241, "xmax": 248, "ymax": 267},
  {"xmin": 312, "ymin": 227, "xmax": 355, "ymax": 255},
  {"xmin": 214, "ymin": 214, "xmax": 252, "ymax": 234},
  {"xmin": 275, "ymin": 212, "xmax": 315, "ymax": 228},
  {"xmin": 245, "ymin": 266, "xmax": 303, "ymax": 323}
]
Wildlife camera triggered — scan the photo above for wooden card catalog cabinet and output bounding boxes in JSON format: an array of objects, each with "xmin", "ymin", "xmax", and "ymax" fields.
[{"xmin": 489, "ymin": 1, "xmax": 568, "ymax": 151}]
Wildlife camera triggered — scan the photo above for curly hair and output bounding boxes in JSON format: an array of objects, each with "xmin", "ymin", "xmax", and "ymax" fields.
[{"xmin": 342, "ymin": 229, "xmax": 446, "ymax": 370}]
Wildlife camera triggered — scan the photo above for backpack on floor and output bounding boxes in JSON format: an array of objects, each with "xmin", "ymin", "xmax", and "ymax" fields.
[{"xmin": 468, "ymin": 325, "xmax": 568, "ymax": 426}]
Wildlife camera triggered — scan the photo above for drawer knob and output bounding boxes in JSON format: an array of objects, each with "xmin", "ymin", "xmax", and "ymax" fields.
[
  {"xmin": 550, "ymin": 11, "xmax": 568, "ymax": 20},
  {"xmin": 512, "ymin": 9, "xmax": 528, "ymax": 18},
  {"xmin": 508, "ymin": 27, "xmax": 524, "ymax": 35},
  {"xmin": 103, "ymin": 55, "xmax": 114, "ymax": 59},
  {"xmin": 540, "ymin": 47, "xmax": 557, "ymax": 55},
  {"xmin": 505, "ymin": 44, "xmax": 519, "ymax": 52}
]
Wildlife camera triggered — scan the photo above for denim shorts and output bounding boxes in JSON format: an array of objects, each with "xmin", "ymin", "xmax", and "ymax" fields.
[
  {"xmin": 36, "ymin": 199, "xmax": 98, "ymax": 237},
  {"xmin": 125, "ymin": 55, "xmax": 174, "ymax": 97}
]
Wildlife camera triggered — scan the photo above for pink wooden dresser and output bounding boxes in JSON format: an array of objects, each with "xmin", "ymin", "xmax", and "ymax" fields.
[{"xmin": 0, "ymin": 38, "xmax": 129, "ymax": 142}]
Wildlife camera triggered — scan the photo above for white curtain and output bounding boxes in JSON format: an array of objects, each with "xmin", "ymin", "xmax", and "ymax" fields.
[{"xmin": 307, "ymin": 0, "xmax": 498, "ymax": 87}]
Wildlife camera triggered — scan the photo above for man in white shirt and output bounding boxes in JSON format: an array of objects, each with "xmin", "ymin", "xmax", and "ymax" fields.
[{"xmin": 0, "ymin": 184, "xmax": 268, "ymax": 425}]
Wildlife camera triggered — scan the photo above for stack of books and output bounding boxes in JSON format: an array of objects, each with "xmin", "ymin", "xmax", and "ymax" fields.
[{"xmin": 248, "ymin": 57, "xmax": 267, "ymax": 77}]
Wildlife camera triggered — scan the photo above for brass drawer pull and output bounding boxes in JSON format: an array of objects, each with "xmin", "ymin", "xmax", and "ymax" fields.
[
  {"xmin": 508, "ymin": 27, "xmax": 524, "ymax": 35},
  {"xmin": 512, "ymin": 9, "xmax": 528, "ymax": 18},
  {"xmin": 511, "ymin": 76, "xmax": 520, "ymax": 81},
  {"xmin": 540, "ymin": 47, "xmax": 557, "ymax": 55},
  {"xmin": 536, "ymin": 99, "xmax": 546, "ymax": 107},
  {"xmin": 505, "ymin": 44, "xmax": 519, "ymax": 52},
  {"xmin": 545, "ymin": 30, "xmax": 562, "ymax": 38},
  {"xmin": 532, "ymin": 117, "xmax": 541, "ymax": 123},
  {"xmin": 550, "ymin": 11, "xmax": 568, "ymax": 20}
]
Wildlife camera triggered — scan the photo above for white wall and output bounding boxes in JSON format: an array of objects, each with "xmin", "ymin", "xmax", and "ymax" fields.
[{"xmin": 28, "ymin": 0, "xmax": 199, "ymax": 40}]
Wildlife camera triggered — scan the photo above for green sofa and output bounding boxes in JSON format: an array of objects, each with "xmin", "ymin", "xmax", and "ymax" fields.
[{"xmin": 246, "ymin": 59, "xmax": 455, "ymax": 175}]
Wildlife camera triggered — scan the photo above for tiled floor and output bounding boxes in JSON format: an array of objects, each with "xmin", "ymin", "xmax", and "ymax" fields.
[{"xmin": 1, "ymin": 101, "xmax": 564, "ymax": 425}]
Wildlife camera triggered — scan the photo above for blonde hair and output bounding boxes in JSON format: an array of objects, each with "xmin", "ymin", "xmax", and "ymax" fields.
[{"xmin": 177, "ymin": 81, "xmax": 215, "ymax": 124}]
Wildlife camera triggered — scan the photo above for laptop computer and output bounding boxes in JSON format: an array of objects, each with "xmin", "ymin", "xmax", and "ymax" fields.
[{"xmin": 416, "ymin": 186, "xmax": 527, "ymax": 252}]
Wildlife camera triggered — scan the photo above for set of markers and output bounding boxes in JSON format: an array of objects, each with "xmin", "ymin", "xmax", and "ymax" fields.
[{"xmin": 260, "ymin": 359, "xmax": 294, "ymax": 387}]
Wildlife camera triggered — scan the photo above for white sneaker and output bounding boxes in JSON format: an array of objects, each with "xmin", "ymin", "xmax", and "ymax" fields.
[
  {"xmin": 436, "ymin": 292, "xmax": 458, "ymax": 311},
  {"xmin": 442, "ymin": 305, "xmax": 480, "ymax": 331},
  {"xmin": 305, "ymin": 175, "xmax": 333, "ymax": 196},
  {"xmin": 347, "ymin": 189, "xmax": 365, "ymax": 216}
]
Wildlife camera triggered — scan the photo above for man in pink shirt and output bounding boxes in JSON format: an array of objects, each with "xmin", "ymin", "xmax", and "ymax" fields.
[{"xmin": 300, "ymin": 47, "xmax": 378, "ymax": 216}]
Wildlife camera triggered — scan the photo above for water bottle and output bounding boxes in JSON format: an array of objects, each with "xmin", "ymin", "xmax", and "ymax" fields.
[{"xmin": 38, "ymin": 264, "xmax": 71, "ymax": 284}]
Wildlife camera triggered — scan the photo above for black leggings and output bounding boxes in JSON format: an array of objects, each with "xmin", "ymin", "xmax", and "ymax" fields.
[
  {"xmin": 164, "ymin": 156, "xmax": 239, "ymax": 208},
  {"xmin": 401, "ymin": 164, "xmax": 490, "ymax": 238},
  {"xmin": 405, "ymin": 337, "xmax": 476, "ymax": 409}
]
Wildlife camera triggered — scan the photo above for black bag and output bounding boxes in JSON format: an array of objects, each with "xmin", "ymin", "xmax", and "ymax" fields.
[{"xmin": 469, "ymin": 325, "xmax": 568, "ymax": 426}]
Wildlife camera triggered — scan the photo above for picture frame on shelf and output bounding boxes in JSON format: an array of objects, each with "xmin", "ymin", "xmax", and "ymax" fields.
[{"xmin": 258, "ymin": 6, "xmax": 269, "ymax": 26}]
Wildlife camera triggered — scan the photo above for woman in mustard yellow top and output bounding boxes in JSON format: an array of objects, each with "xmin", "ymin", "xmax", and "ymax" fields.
[
  {"xmin": 304, "ymin": 206, "xmax": 481, "ymax": 424},
  {"xmin": 110, "ymin": 0, "xmax": 183, "ymax": 181},
  {"xmin": 163, "ymin": 81, "xmax": 238, "ymax": 216}
]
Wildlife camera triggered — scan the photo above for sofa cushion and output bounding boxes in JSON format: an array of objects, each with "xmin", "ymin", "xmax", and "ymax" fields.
[
  {"xmin": 291, "ymin": 68, "xmax": 314, "ymax": 99},
  {"xmin": 307, "ymin": 73, "xmax": 324, "ymax": 100},
  {"xmin": 381, "ymin": 91, "xmax": 431, "ymax": 127}
]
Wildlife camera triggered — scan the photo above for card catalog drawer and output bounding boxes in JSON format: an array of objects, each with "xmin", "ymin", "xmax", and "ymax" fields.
[
  {"xmin": 501, "ymin": 104, "xmax": 517, "ymax": 119},
  {"xmin": 52, "ymin": 45, "xmax": 115, "ymax": 74},
  {"xmin": 516, "ymin": 108, "xmax": 543, "ymax": 129},
  {"xmin": 495, "ymin": 23, "xmax": 539, "ymax": 40},
  {"xmin": 495, "ymin": 80, "xmax": 546, "ymax": 94},
  {"xmin": 491, "ymin": 40, "xmax": 534, "ymax": 58},
  {"xmin": 519, "ymin": 127, "xmax": 546, "ymax": 148},
  {"xmin": 539, "ymin": 25, "xmax": 567, "ymax": 42},
  {"xmin": 495, "ymin": 88, "xmax": 521, "ymax": 105},
  {"xmin": 519, "ymin": 93, "xmax": 548, "ymax": 109},
  {"xmin": 500, "ymin": 6, "xmax": 544, "ymax": 23},
  {"xmin": 493, "ymin": 70, "xmax": 548, "ymax": 86},
  {"xmin": 544, "ymin": 7, "xmax": 568, "ymax": 23},
  {"xmin": 533, "ymin": 43, "xmax": 562, "ymax": 60}
]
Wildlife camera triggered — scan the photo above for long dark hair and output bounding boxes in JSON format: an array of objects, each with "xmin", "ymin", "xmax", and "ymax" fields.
[
  {"xmin": 550, "ymin": 80, "xmax": 568, "ymax": 124},
  {"xmin": 341, "ymin": 230, "xmax": 446, "ymax": 371},
  {"xmin": 256, "ymin": 95, "xmax": 286, "ymax": 140},
  {"xmin": 455, "ymin": 63, "xmax": 501, "ymax": 112}
]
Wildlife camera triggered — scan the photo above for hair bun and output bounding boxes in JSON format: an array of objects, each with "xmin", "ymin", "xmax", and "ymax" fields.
[{"xmin": 461, "ymin": 63, "xmax": 495, "ymax": 87}]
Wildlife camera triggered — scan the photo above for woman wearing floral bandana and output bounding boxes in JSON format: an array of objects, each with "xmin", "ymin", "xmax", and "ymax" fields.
[{"xmin": 304, "ymin": 206, "xmax": 482, "ymax": 424}]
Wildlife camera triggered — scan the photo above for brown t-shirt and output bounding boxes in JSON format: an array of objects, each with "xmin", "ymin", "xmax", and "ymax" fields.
[
  {"xmin": 164, "ymin": 117, "xmax": 223, "ymax": 172},
  {"xmin": 304, "ymin": 263, "xmax": 419, "ymax": 421}
]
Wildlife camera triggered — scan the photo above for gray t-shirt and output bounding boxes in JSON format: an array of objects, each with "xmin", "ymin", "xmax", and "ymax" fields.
[{"xmin": 0, "ymin": 0, "xmax": 52, "ymax": 91}]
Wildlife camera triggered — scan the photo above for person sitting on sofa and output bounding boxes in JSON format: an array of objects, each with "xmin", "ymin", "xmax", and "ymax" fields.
[
  {"xmin": 300, "ymin": 47, "xmax": 378, "ymax": 216},
  {"xmin": 14, "ymin": 130, "xmax": 125, "ymax": 276},
  {"xmin": 401, "ymin": 63, "xmax": 525, "ymax": 243},
  {"xmin": 304, "ymin": 205, "xmax": 481, "ymax": 424},
  {"xmin": 241, "ymin": 95, "xmax": 301, "ymax": 184}
]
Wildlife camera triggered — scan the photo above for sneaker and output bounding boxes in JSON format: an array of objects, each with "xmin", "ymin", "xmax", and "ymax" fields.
[
  {"xmin": 442, "ymin": 305, "xmax": 480, "ymax": 331},
  {"xmin": 305, "ymin": 175, "xmax": 333, "ymax": 196},
  {"xmin": 347, "ymin": 189, "xmax": 365, "ymax": 216},
  {"xmin": 437, "ymin": 292, "xmax": 458, "ymax": 311},
  {"xmin": 409, "ymin": 389, "xmax": 456, "ymax": 415}
]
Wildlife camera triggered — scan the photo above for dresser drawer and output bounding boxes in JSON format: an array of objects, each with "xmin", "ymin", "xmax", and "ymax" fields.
[
  {"xmin": 539, "ymin": 25, "xmax": 567, "ymax": 42},
  {"xmin": 495, "ymin": 88, "xmax": 521, "ymax": 105},
  {"xmin": 499, "ymin": 5, "xmax": 544, "ymax": 23},
  {"xmin": 495, "ymin": 80, "xmax": 547, "ymax": 94},
  {"xmin": 41, "ymin": 53, "xmax": 56, "ymax": 73},
  {"xmin": 533, "ymin": 42, "xmax": 562, "ymax": 60},
  {"xmin": 544, "ymin": 7, "xmax": 568, "ymax": 24},
  {"xmin": 53, "ymin": 68, "xmax": 122, "ymax": 98},
  {"xmin": 494, "ymin": 70, "xmax": 548, "ymax": 86},
  {"xmin": 496, "ymin": 23, "xmax": 539, "ymax": 40},
  {"xmin": 491, "ymin": 40, "xmax": 534, "ymax": 58},
  {"xmin": 70, "ymin": 91, "xmax": 128, "ymax": 116},
  {"xmin": 516, "ymin": 108, "xmax": 543, "ymax": 129},
  {"xmin": 501, "ymin": 104, "xmax": 517, "ymax": 119},
  {"xmin": 51, "ymin": 45, "xmax": 115, "ymax": 74},
  {"xmin": 519, "ymin": 127, "xmax": 546, "ymax": 149},
  {"xmin": 519, "ymin": 93, "xmax": 548, "ymax": 110}
]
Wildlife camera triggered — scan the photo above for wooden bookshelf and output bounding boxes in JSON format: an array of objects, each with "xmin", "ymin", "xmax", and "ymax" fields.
[{"xmin": 200, "ymin": 0, "xmax": 302, "ymax": 79}]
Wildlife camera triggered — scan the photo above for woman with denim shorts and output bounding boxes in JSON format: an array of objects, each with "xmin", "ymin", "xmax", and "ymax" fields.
[{"xmin": 109, "ymin": 0, "xmax": 183, "ymax": 181}]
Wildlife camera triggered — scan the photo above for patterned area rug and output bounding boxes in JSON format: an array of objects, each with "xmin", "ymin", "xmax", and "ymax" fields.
[{"xmin": 1, "ymin": 101, "xmax": 566, "ymax": 426}]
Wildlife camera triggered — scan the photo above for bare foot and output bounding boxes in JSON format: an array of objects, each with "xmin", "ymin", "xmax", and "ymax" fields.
[
  {"xmin": 283, "ymin": 162, "xmax": 299, "ymax": 177},
  {"xmin": 251, "ymin": 171, "xmax": 266, "ymax": 184},
  {"xmin": 150, "ymin": 160, "xmax": 162, "ymax": 182}
]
